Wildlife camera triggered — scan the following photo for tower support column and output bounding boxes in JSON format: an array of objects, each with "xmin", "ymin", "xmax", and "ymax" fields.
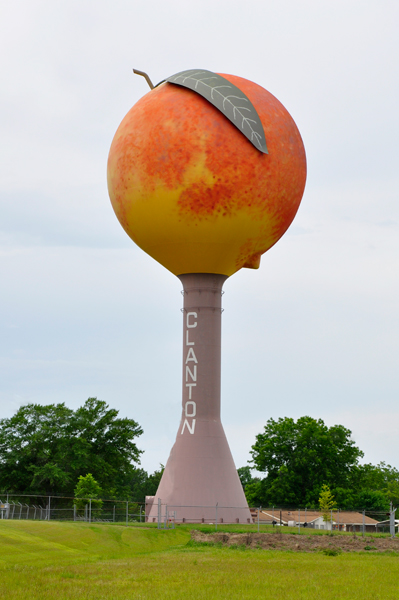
[{"xmin": 148, "ymin": 273, "xmax": 251, "ymax": 523}]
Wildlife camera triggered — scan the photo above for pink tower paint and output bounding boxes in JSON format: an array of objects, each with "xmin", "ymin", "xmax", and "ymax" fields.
[{"xmin": 148, "ymin": 273, "xmax": 251, "ymax": 523}]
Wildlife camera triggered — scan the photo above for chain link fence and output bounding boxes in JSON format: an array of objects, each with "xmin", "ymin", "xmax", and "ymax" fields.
[
  {"xmin": 0, "ymin": 494, "xmax": 145, "ymax": 524},
  {"xmin": 0, "ymin": 494, "xmax": 397, "ymax": 538}
]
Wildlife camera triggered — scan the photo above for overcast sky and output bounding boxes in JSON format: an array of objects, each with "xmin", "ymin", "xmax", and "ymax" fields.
[{"xmin": 1, "ymin": 0, "xmax": 398, "ymax": 477}]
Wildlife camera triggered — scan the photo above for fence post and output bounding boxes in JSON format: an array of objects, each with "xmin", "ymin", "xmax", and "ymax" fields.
[
  {"xmin": 390, "ymin": 501, "xmax": 396, "ymax": 539},
  {"xmin": 140, "ymin": 505, "xmax": 142, "ymax": 523},
  {"xmin": 157, "ymin": 498, "xmax": 161, "ymax": 529},
  {"xmin": 113, "ymin": 505, "xmax": 115, "ymax": 523},
  {"xmin": 362, "ymin": 510, "xmax": 365, "ymax": 537},
  {"xmin": 330, "ymin": 509, "xmax": 333, "ymax": 532},
  {"xmin": 49, "ymin": 496, "xmax": 51, "ymax": 521},
  {"xmin": 298, "ymin": 508, "xmax": 300, "ymax": 534},
  {"xmin": 215, "ymin": 503, "xmax": 218, "ymax": 531},
  {"xmin": 257, "ymin": 507, "xmax": 260, "ymax": 533},
  {"xmin": 126, "ymin": 501, "xmax": 128, "ymax": 526}
]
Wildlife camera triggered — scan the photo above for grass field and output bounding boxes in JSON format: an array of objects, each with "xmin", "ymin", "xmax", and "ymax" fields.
[{"xmin": 1, "ymin": 521, "xmax": 398, "ymax": 599}]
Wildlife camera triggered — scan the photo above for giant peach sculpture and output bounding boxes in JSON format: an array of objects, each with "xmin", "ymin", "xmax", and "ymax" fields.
[{"xmin": 108, "ymin": 69, "xmax": 306, "ymax": 523}]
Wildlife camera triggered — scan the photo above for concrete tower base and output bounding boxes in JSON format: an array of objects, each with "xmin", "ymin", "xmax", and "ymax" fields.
[{"xmin": 148, "ymin": 274, "xmax": 252, "ymax": 524}]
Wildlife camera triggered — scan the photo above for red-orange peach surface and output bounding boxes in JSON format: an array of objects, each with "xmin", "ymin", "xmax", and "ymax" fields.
[{"xmin": 107, "ymin": 74, "xmax": 306, "ymax": 276}]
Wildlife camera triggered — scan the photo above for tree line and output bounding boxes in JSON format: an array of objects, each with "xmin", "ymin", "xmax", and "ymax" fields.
[
  {"xmin": 0, "ymin": 398, "xmax": 162, "ymax": 502},
  {"xmin": 0, "ymin": 401, "xmax": 398, "ymax": 511},
  {"xmin": 238, "ymin": 416, "xmax": 399, "ymax": 511}
]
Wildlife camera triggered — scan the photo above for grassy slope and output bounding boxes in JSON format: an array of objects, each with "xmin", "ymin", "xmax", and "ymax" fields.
[{"xmin": 1, "ymin": 521, "xmax": 399, "ymax": 600}]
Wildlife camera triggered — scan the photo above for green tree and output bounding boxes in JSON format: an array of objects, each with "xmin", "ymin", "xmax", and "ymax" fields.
[
  {"xmin": 145, "ymin": 465, "xmax": 164, "ymax": 496},
  {"xmin": 332, "ymin": 486, "xmax": 356, "ymax": 510},
  {"xmin": 74, "ymin": 473, "xmax": 103, "ymax": 510},
  {"xmin": 0, "ymin": 398, "xmax": 143, "ymax": 497},
  {"xmin": 237, "ymin": 466, "xmax": 253, "ymax": 490},
  {"xmin": 354, "ymin": 489, "xmax": 389, "ymax": 513},
  {"xmin": 126, "ymin": 465, "xmax": 164, "ymax": 502},
  {"xmin": 385, "ymin": 482, "xmax": 399, "ymax": 509},
  {"xmin": 127, "ymin": 467, "xmax": 151, "ymax": 502},
  {"xmin": 319, "ymin": 484, "xmax": 336, "ymax": 522},
  {"xmin": 244, "ymin": 479, "xmax": 263, "ymax": 507},
  {"xmin": 250, "ymin": 416, "xmax": 363, "ymax": 507}
]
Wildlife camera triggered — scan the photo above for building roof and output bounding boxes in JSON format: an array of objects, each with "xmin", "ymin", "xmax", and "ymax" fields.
[{"xmin": 251, "ymin": 508, "xmax": 378, "ymax": 525}]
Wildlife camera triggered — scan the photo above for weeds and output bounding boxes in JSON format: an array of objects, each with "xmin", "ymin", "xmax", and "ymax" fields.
[{"xmin": 322, "ymin": 548, "xmax": 342, "ymax": 556}]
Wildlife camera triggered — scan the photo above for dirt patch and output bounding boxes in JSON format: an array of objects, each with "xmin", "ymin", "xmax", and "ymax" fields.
[{"xmin": 191, "ymin": 530, "xmax": 399, "ymax": 553}]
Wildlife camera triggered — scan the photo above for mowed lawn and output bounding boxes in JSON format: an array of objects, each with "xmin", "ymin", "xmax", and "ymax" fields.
[{"xmin": 1, "ymin": 521, "xmax": 399, "ymax": 599}]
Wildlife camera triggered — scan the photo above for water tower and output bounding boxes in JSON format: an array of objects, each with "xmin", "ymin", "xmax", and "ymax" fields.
[{"xmin": 107, "ymin": 69, "xmax": 306, "ymax": 523}]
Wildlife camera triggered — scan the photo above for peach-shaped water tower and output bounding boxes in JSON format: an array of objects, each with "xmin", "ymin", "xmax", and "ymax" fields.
[{"xmin": 107, "ymin": 69, "xmax": 306, "ymax": 523}]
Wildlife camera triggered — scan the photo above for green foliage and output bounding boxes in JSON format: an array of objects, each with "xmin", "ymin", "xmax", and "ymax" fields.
[
  {"xmin": 245, "ymin": 416, "xmax": 399, "ymax": 511},
  {"xmin": 352, "ymin": 462, "xmax": 399, "ymax": 511},
  {"xmin": 249, "ymin": 416, "xmax": 363, "ymax": 507},
  {"xmin": 333, "ymin": 465, "xmax": 395, "ymax": 513},
  {"xmin": 0, "ymin": 398, "xmax": 143, "ymax": 497},
  {"xmin": 243, "ymin": 478, "xmax": 263, "ymax": 507},
  {"xmin": 237, "ymin": 466, "xmax": 253, "ymax": 490},
  {"xmin": 354, "ymin": 489, "xmax": 389, "ymax": 513},
  {"xmin": 127, "ymin": 464, "xmax": 164, "ymax": 502},
  {"xmin": 385, "ymin": 481, "xmax": 399, "ymax": 509},
  {"xmin": 319, "ymin": 485, "xmax": 336, "ymax": 521},
  {"xmin": 145, "ymin": 464, "xmax": 164, "ymax": 496},
  {"xmin": 322, "ymin": 547, "xmax": 342, "ymax": 556},
  {"xmin": 74, "ymin": 474, "xmax": 103, "ymax": 510}
]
